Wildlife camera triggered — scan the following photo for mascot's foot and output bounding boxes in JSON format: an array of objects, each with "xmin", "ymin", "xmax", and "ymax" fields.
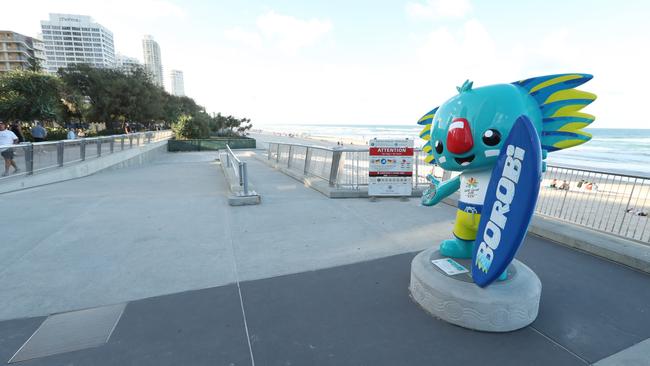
[
  {"xmin": 440, "ymin": 238, "xmax": 473, "ymax": 259},
  {"xmin": 498, "ymin": 270, "xmax": 508, "ymax": 281}
]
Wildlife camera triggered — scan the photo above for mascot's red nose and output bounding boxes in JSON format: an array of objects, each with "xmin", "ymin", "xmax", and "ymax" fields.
[{"xmin": 447, "ymin": 118, "xmax": 474, "ymax": 154}]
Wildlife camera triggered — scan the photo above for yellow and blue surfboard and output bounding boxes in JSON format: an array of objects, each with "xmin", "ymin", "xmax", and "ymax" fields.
[{"xmin": 472, "ymin": 116, "xmax": 543, "ymax": 287}]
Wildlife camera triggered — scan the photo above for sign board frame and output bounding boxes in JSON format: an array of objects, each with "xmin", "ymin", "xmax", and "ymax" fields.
[{"xmin": 368, "ymin": 138, "xmax": 414, "ymax": 197}]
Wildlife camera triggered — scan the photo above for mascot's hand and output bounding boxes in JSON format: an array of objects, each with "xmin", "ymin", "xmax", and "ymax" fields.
[{"xmin": 421, "ymin": 174, "xmax": 440, "ymax": 206}]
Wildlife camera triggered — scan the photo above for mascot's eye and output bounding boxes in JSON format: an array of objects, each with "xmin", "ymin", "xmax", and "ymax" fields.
[
  {"xmin": 434, "ymin": 140, "xmax": 443, "ymax": 154},
  {"xmin": 482, "ymin": 129, "xmax": 501, "ymax": 146}
]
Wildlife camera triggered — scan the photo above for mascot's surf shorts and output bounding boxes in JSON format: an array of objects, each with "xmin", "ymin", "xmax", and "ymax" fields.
[{"xmin": 453, "ymin": 208, "xmax": 481, "ymax": 241}]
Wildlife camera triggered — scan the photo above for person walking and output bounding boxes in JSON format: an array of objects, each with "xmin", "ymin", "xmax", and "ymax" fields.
[
  {"xmin": 66, "ymin": 127, "xmax": 76, "ymax": 140},
  {"xmin": 10, "ymin": 122, "xmax": 25, "ymax": 143},
  {"xmin": 0, "ymin": 121, "xmax": 20, "ymax": 176},
  {"xmin": 31, "ymin": 122, "xmax": 47, "ymax": 142}
]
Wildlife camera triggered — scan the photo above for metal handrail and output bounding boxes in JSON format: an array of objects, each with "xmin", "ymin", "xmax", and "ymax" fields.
[
  {"xmin": 541, "ymin": 162, "xmax": 650, "ymax": 180},
  {"xmin": 265, "ymin": 141, "xmax": 650, "ymax": 244},
  {"xmin": 223, "ymin": 144, "xmax": 250, "ymax": 195},
  {"xmin": 0, "ymin": 130, "xmax": 173, "ymax": 179}
]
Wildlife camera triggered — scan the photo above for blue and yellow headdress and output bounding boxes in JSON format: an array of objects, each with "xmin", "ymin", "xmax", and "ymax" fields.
[
  {"xmin": 416, "ymin": 73, "xmax": 596, "ymax": 164},
  {"xmin": 512, "ymin": 73, "xmax": 596, "ymax": 152}
]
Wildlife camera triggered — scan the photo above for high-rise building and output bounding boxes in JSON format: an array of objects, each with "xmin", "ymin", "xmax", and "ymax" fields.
[
  {"xmin": 169, "ymin": 69, "xmax": 185, "ymax": 96},
  {"xmin": 0, "ymin": 31, "xmax": 47, "ymax": 73},
  {"xmin": 31, "ymin": 37, "xmax": 47, "ymax": 68},
  {"xmin": 115, "ymin": 53, "xmax": 141, "ymax": 74},
  {"xmin": 40, "ymin": 13, "xmax": 115, "ymax": 73},
  {"xmin": 142, "ymin": 35, "xmax": 163, "ymax": 87}
]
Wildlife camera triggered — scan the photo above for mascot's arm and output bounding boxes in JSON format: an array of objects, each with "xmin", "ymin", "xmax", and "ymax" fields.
[{"xmin": 421, "ymin": 174, "xmax": 461, "ymax": 206}]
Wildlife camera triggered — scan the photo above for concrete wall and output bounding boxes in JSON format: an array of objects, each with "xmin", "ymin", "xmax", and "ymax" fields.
[{"xmin": 0, "ymin": 140, "xmax": 168, "ymax": 194}]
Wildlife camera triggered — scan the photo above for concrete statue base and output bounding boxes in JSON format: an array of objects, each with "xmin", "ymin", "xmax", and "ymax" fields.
[{"xmin": 409, "ymin": 248, "xmax": 541, "ymax": 332}]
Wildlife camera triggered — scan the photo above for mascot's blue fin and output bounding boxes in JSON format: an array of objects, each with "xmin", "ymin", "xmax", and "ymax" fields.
[
  {"xmin": 417, "ymin": 107, "xmax": 438, "ymax": 164},
  {"xmin": 512, "ymin": 73, "xmax": 596, "ymax": 152}
]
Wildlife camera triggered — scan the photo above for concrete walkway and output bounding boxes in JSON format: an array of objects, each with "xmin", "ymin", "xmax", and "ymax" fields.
[
  {"xmin": 0, "ymin": 151, "xmax": 453, "ymax": 321},
  {"xmin": 1, "ymin": 150, "xmax": 650, "ymax": 365}
]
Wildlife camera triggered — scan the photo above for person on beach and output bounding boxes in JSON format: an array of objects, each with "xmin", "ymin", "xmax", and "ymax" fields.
[
  {"xmin": 626, "ymin": 208, "xmax": 648, "ymax": 216},
  {"xmin": 31, "ymin": 122, "xmax": 47, "ymax": 142},
  {"xmin": 0, "ymin": 121, "xmax": 20, "ymax": 176},
  {"xmin": 561, "ymin": 180, "xmax": 570, "ymax": 190},
  {"xmin": 550, "ymin": 179, "xmax": 558, "ymax": 188}
]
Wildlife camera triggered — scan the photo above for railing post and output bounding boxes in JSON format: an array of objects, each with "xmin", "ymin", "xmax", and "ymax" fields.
[
  {"xmin": 238, "ymin": 162, "xmax": 249, "ymax": 195},
  {"xmin": 557, "ymin": 178, "xmax": 569, "ymax": 217},
  {"xmin": 276, "ymin": 144, "xmax": 280, "ymax": 163},
  {"xmin": 57, "ymin": 141, "xmax": 64, "ymax": 166},
  {"xmin": 129, "ymin": 135, "xmax": 133, "ymax": 148},
  {"xmin": 110, "ymin": 138, "xmax": 114, "ymax": 153},
  {"xmin": 267, "ymin": 144, "xmax": 271, "ymax": 160},
  {"xmin": 329, "ymin": 150, "xmax": 343, "ymax": 187},
  {"xmin": 24, "ymin": 143, "xmax": 34, "ymax": 175},
  {"xmin": 414, "ymin": 150, "xmax": 419, "ymax": 188},
  {"xmin": 618, "ymin": 181, "xmax": 637, "ymax": 234},
  {"xmin": 287, "ymin": 145, "xmax": 293, "ymax": 168},
  {"xmin": 80, "ymin": 139, "xmax": 86, "ymax": 161},
  {"xmin": 97, "ymin": 139, "xmax": 102, "ymax": 157},
  {"xmin": 147, "ymin": 132, "xmax": 152, "ymax": 144},
  {"xmin": 121, "ymin": 136, "xmax": 125, "ymax": 150},
  {"xmin": 304, "ymin": 147, "xmax": 311, "ymax": 175}
]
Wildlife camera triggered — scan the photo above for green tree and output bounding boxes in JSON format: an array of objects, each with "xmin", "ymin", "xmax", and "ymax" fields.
[
  {"xmin": 172, "ymin": 114, "xmax": 209, "ymax": 139},
  {"xmin": 60, "ymin": 64, "xmax": 181, "ymax": 131},
  {"xmin": 0, "ymin": 70, "xmax": 66, "ymax": 123},
  {"xmin": 209, "ymin": 113, "xmax": 252, "ymax": 136},
  {"xmin": 27, "ymin": 57, "xmax": 43, "ymax": 73}
]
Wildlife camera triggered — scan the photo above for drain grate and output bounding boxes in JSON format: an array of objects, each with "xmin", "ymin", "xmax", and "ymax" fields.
[{"xmin": 9, "ymin": 303, "xmax": 126, "ymax": 363}]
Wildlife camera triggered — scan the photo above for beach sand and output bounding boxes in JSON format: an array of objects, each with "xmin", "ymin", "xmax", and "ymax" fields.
[{"xmin": 537, "ymin": 168, "xmax": 649, "ymax": 243}]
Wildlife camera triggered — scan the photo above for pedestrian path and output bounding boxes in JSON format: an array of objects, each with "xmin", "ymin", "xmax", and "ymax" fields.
[
  {"xmin": 1, "ymin": 150, "xmax": 649, "ymax": 365},
  {"xmin": 0, "ymin": 151, "xmax": 452, "ymax": 321}
]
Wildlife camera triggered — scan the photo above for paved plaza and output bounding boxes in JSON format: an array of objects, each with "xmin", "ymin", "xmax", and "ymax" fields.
[{"xmin": 1, "ymin": 149, "xmax": 649, "ymax": 365}]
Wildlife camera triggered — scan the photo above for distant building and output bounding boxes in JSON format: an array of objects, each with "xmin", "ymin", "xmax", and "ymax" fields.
[
  {"xmin": 142, "ymin": 35, "xmax": 163, "ymax": 87},
  {"xmin": 170, "ymin": 69, "xmax": 185, "ymax": 96},
  {"xmin": 40, "ymin": 13, "xmax": 115, "ymax": 73},
  {"xmin": 31, "ymin": 37, "xmax": 47, "ymax": 68},
  {"xmin": 0, "ymin": 31, "xmax": 47, "ymax": 73},
  {"xmin": 115, "ymin": 53, "xmax": 141, "ymax": 74}
]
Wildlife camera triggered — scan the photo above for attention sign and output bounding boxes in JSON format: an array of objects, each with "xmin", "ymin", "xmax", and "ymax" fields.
[{"xmin": 368, "ymin": 138, "xmax": 414, "ymax": 196}]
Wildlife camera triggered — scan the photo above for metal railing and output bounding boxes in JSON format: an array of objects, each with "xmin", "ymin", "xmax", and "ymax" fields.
[
  {"xmin": 267, "ymin": 142, "xmax": 439, "ymax": 189},
  {"xmin": 220, "ymin": 144, "xmax": 251, "ymax": 196},
  {"xmin": 265, "ymin": 141, "xmax": 649, "ymax": 244},
  {"xmin": 537, "ymin": 165, "xmax": 649, "ymax": 243},
  {"xmin": 0, "ymin": 130, "xmax": 173, "ymax": 180}
]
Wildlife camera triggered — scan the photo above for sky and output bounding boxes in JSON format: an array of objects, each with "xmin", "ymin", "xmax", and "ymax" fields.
[{"xmin": 2, "ymin": 0, "xmax": 649, "ymax": 128}]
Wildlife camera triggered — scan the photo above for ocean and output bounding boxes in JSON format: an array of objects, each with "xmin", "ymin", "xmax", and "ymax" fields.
[{"xmin": 259, "ymin": 125, "xmax": 650, "ymax": 177}]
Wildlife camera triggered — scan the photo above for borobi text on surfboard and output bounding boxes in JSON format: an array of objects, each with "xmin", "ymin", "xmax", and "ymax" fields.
[{"xmin": 476, "ymin": 144, "xmax": 525, "ymax": 273}]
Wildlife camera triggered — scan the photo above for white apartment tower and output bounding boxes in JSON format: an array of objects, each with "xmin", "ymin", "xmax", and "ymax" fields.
[
  {"xmin": 142, "ymin": 35, "xmax": 163, "ymax": 87},
  {"xmin": 170, "ymin": 69, "xmax": 185, "ymax": 96},
  {"xmin": 40, "ymin": 14, "xmax": 115, "ymax": 73},
  {"xmin": 115, "ymin": 53, "xmax": 141, "ymax": 74}
]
